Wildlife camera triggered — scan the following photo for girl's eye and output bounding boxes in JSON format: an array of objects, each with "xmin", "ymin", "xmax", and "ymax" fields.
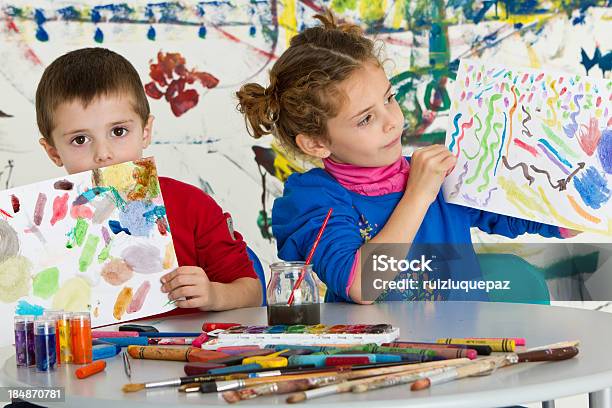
[
  {"xmin": 385, "ymin": 93, "xmax": 397, "ymax": 104},
  {"xmin": 72, "ymin": 135, "xmax": 88, "ymax": 146},
  {"xmin": 358, "ymin": 114, "xmax": 372, "ymax": 127},
  {"xmin": 112, "ymin": 127, "xmax": 128, "ymax": 137}
]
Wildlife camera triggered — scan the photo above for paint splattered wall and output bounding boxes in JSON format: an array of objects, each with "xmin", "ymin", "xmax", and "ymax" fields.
[{"xmin": 0, "ymin": 1, "xmax": 610, "ymax": 323}]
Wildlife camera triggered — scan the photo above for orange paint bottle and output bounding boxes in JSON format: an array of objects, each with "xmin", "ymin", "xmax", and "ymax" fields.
[{"xmin": 71, "ymin": 312, "xmax": 92, "ymax": 364}]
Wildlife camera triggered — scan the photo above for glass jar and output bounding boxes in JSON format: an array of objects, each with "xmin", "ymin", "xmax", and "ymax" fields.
[{"xmin": 266, "ymin": 262, "xmax": 320, "ymax": 325}]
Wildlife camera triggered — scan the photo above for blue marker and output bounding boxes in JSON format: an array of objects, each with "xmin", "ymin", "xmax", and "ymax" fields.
[
  {"xmin": 207, "ymin": 363, "xmax": 263, "ymax": 375},
  {"xmin": 96, "ymin": 337, "xmax": 148, "ymax": 347},
  {"xmin": 287, "ymin": 354, "xmax": 401, "ymax": 368}
]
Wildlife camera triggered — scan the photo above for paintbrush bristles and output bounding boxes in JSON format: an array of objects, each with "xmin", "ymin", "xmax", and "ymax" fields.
[
  {"xmin": 286, "ymin": 392, "xmax": 307, "ymax": 404},
  {"xmin": 223, "ymin": 391, "xmax": 242, "ymax": 404},
  {"xmin": 410, "ymin": 379, "xmax": 430, "ymax": 391},
  {"xmin": 122, "ymin": 383, "xmax": 145, "ymax": 393}
]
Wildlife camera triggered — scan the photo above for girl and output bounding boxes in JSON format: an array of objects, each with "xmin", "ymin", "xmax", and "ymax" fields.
[{"xmin": 236, "ymin": 11, "xmax": 572, "ymax": 304}]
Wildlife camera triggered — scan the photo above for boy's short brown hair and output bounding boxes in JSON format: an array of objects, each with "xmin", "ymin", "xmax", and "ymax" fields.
[{"xmin": 36, "ymin": 47, "xmax": 150, "ymax": 144}]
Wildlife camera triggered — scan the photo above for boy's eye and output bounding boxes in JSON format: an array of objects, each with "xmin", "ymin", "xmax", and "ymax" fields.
[
  {"xmin": 358, "ymin": 114, "xmax": 372, "ymax": 127},
  {"xmin": 72, "ymin": 135, "xmax": 88, "ymax": 146},
  {"xmin": 112, "ymin": 127, "xmax": 128, "ymax": 137}
]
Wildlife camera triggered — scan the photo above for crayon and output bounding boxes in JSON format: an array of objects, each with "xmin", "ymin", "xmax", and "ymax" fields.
[
  {"xmin": 189, "ymin": 349, "xmax": 232, "ymax": 363},
  {"xmin": 207, "ymin": 355, "xmax": 249, "ymax": 366},
  {"xmin": 436, "ymin": 338, "xmax": 515, "ymax": 352},
  {"xmin": 267, "ymin": 345, "xmax": 337, "ymax": 353},
  {"xmin": 75, "ymin": 361, "xmax": 106, "ymax": 379},
  {"xmin": 287, "ymin": 354, "xmax": 402, "ymax": 368},
  {"xmin": 237, "ymin": 349, "xmax": 277, "ymax": 358},
  {"xmin": 314, "ymin": 345, "xmax": 439, "ymax": 362},
  {"xmin": 119, "ymin": 324, "xmax": 158, "ymax": 333},
  {"xmin": 148, "ymin": 338, "xmax": 197, "ymax": 345},
  {"xmin": 216, "ymin": 346, "xmax": 262, "ymax": 355},
  {"xmin": 202, "ymin": 323, "xmax": 240, "ymax": 332},
  {"xmin": 325, "ymin": 356, "xmax": 370, "ymax": 366},
  {"xmin": 466, "ymin": 337, "xmax": 526, "ymax": 346},
  {"xmin": 191, "ymin": 333, "xmax": 209, "ymax": 348},
  {"xmin": 92, "ymin": 331, "xmax": 139, "ymax": 338},
  {"xmin": 278, "ymin": 349, "xmax": 314, "ymax": 357},
  {"xmin": 367, "ymin": 345, "xmax": 473, "ymax": 361},
  {"xmin": 97, "ymin": 337, "xmax": 148, "ymax": 347},
  {"xmin": 184, "ymin": 362, "xmax": 227, "ymax": 376},
  {"xmin": 253, "ymin": 357, "xmax": 288, "ymax": 369},
  {"xmin": 208, "ymin": 363, "xmax": 264, "ymax": 376},
  {"xmin": 138, "ymin": 332, "xmax": 202, "ymax": 338},
  {"xmin": 92, "ymin": 344, "xmax": 121, "ymax": 361},
  {"xmin": 127, "ymin": 346, "xmax": 228, "ymax": 362},
  {"xmin": 383, "ymin": 342, "xmax": 491, "ymax": 356}
]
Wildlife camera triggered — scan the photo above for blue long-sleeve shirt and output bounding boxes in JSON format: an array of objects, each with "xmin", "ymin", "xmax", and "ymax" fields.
[{"xmin": 272, "ymin": 165, "xmax": 562, "ymax": 303}]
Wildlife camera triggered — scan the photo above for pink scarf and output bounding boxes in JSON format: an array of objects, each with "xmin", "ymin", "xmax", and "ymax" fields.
[{"xmin": 323, "ymin": 157, "xmax": 410, "ymax": 196}]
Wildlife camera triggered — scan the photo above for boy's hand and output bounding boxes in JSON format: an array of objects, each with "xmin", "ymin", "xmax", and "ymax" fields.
[
  {"xmin": 160, "ymin": 266, "xmax": 216, "ymax": 309},
  {"xmin": 406, "ymin": 145, "xmax": 457, "ymax": 205}
]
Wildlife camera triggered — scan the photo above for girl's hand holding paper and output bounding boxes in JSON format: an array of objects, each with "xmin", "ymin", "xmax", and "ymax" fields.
[{"xmin": 406, "ymin": 145, "xmax": 457, "ymax": 205}]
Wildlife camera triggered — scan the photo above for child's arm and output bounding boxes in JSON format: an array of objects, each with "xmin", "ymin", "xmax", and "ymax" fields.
[
  {"xmin": 161, "ymin": 268, "xmax": 261, "ymax": 310},
  {"xmin": 348, "ymin": 145, "xmax": 457, "ymax": 303},
  {"xmin": 161, "ymin": 193, "xmax": 262, "ymax": 310},
  {"xmin": 275, "ymin": 146, "xmax": 454, "ymax": 304},
  {"xmin": 466, "ymin": 208, "xmax": 567, "ymax": 239}
]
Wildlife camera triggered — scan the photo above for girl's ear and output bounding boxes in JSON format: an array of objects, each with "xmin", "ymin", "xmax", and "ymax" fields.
[{"xmin": 295, "ymin": 133, "xmax": 331, "ymax": 159}]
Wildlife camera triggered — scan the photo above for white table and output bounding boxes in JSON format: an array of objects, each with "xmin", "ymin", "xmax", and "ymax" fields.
[{"xmin": 2, "ymin": 302, "xmax": 612, "ymax": 408}]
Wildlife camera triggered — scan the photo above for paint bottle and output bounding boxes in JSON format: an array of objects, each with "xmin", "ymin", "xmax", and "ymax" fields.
[
  {"xmin": 34, "ymin": 318, "xmax": 56, "ymax": 371},
  {"xmin": 14, "ymin": 315, "xmax": 36, "ymax": 367},
  {"xmin": 43, "ymin": 310, "xmax": 63, "ymax": 365},
  {"xmin": 57, "ymin": 312, "xmax": 73, "ymax": 363},
  {"xmin": 71, "ymin": 312, "xmax": 92, "ymax": 364}
]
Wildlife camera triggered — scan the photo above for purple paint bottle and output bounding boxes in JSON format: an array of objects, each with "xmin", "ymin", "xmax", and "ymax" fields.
[{"xmin": 14, "ymin": 315, "xmax": 35, "ymax": 367}]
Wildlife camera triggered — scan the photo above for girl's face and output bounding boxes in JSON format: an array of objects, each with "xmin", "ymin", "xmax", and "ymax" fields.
[{"xmin": 324, "ymin": 62, "xmax": 405, "ymax": 167}]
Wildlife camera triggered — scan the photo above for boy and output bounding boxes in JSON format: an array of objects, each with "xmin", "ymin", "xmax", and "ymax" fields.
[{"xmin": 35, "ymin": 47, "xmax": 261, "ymax": 311}]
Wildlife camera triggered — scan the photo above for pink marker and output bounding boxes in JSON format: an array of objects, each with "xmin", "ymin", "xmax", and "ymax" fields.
[
  {"xmin": 216, "ymin": 346, "xmax": 262, "ymax": 355},
  {"xmin": 468, "ymin": 337, "xmax": 526, "ymax": 346},
  {"xmin": 191, "ymin": 332, "xmax": 209, "ymax": 348},
  {"xmin": 92, "ymin": 330, "xmax": 139, "ymax": 338}
]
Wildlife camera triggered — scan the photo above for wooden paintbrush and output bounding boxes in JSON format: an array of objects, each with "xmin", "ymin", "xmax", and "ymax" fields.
[
  {"xmin": 199, "ymin": 359, "xmax": 469, "ymax": 394},
  {"xmin": 223, "ymin": 375, "xmax": 345, "ymax": 403},
  {"xmin": 411, "ymin": 346, "xmax": 579, "ymax": 391},
  {"xmin": 285, "ymin": 358, "xmax": 470, "ymax": 403}
]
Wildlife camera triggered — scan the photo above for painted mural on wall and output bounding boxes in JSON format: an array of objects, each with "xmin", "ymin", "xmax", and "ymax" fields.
[{"xmin": 0, "ymin": 1, "xmax": 610, "ymax": 307}]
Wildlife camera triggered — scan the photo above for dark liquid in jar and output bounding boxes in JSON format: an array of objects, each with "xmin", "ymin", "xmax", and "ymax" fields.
[{"xmin": 267, "ymin": 303, "xmax": 321, "ymax": 325}]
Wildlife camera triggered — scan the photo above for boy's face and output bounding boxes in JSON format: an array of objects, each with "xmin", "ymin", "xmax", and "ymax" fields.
[{"xmin": 40, "ymin": 93, "xmax": 153, "ymax": 174}]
